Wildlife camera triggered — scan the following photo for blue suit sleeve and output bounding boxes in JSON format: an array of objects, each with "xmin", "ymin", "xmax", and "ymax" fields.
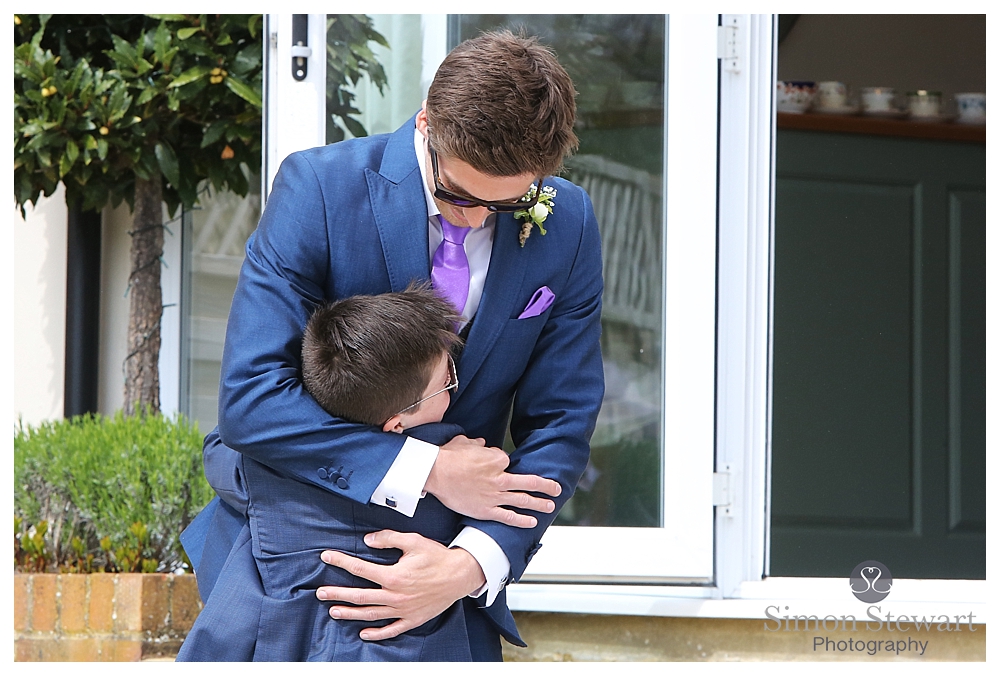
[
  {"xmin": 460, "ymin": 189, "xmax": 605, "ymax": 581},
  {"xmin": 217, "ymin": 152, "xmax": 404, "ymax": 503}
]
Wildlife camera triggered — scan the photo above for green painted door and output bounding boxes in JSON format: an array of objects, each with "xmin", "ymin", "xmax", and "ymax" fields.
[{"xmin": 771, "ymin": 130, "xmax": 985, "ymax": 579}]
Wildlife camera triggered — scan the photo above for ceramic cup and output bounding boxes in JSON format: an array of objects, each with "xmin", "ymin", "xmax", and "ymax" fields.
[
  {"xmin": 776, "ymin": 81, "xmax": 817, "ymax": 114},
  {"xmin": 955, "ymin": 92, "xmax": 986, "ymax": 124},
  {"xmin": 817, "ymin": 81, "xmax": 848, "ymax": 109},
  {"xmin": 861, "ymin": 87, "xmax": 896, "ymax": 113},
  {"xmin": 908, "ymin": 90, "xmax": 942, "ymax": 118}
]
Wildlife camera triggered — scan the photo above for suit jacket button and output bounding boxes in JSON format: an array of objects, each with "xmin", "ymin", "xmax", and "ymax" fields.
[
  {"xmin": 336, "ymin": 477, "xmax": 349, "ymax": 489},
  {"xmin": 317, "ymin": 468, "xmax": 328, "ymax": 479}
]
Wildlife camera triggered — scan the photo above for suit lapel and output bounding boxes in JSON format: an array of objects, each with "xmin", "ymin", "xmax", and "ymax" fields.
[
  {"xmin": 366, "ymin": 117, "xmax": 431, "ymax": 291},
  {"xmin": 453, "ymin": 212, "xmax": 528, "ymax": 401}
]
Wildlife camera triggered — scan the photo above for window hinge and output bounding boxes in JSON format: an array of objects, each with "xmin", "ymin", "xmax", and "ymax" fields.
[
  {"xmin": 717, "ymin": 16, "xmax": 741, "ymax": 73},
  {"xmin": 713, "ymin": 464, "xmax": 733, "ymax": 516}
]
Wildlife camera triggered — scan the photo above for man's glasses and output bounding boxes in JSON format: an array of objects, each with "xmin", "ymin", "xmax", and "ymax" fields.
[
  {"xmin": 429, "ymin": 144, "xmax": 544, "ymax": 213},
  {"xmin": 384, "ymin": 354, "xmax": 459, "ymax": 424}
]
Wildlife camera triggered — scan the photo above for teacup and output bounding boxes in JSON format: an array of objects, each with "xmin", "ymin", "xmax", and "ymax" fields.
[
  {"xmin": 861, "ymin": 87, "xmax": 895, "ymax": 113},
  {"xmin": 776, "ymin": 81, "xmax": 817, "ymax": 114},
  {"xmin": 955, "ymin": 92, "xmax": 986, "ymax": 124},
  {"xmin": 908, "ymin": 90, "xmax": 941, "ymax": 118},
  {"xmin": 817, "ymin": 81, "xmax": 848, "ymax": 109}
]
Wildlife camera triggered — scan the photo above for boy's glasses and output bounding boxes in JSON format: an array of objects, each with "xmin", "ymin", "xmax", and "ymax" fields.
[
  {"xmin": 384, "ymin": 354, "xmax": 459, "ymax": 424},
  {"xmin": 429, "ymin": 143, "xmax": 544, "ymax": 213}
]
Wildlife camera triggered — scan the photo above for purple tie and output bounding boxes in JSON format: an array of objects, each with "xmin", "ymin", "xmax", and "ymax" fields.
[{"xmin": 431, "ymin": 215, "xmax": 471, "ymax": 315}]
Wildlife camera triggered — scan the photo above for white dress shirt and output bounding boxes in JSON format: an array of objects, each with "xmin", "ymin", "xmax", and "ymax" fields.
[{"xmin": 367, "ymin": 130, "xmax": 511, "ymax": 607}]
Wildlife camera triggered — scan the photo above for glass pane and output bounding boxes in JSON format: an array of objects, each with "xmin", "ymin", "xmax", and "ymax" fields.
[
  {"xmin": 456, "ymin": 15, "xmax": 666, "ymax": 528},
  {"xmin": 326, "ymin": 15, "xmax": 425, "ymax": 143},
  {"xmin": 181, "ymin": 179, "xmax": 261, "ymax": 433}
]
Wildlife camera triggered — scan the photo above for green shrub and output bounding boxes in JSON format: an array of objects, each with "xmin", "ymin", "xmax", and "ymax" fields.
[{"xmin": 13, "ymin": 411, "xmax": 212, "ymax": 573}]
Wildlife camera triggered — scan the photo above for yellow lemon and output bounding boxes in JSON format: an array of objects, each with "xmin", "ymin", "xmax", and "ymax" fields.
[{"xmin": 99, "ymin": 126, "xmax": 109, "ymax": 136}]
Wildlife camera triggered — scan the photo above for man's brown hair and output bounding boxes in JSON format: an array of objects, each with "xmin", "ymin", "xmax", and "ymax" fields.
[
  {"xmin": 301, "ymin": 285, "xmax": 461, "ymax": 426},
  {"xmin": 426, "ymin": 29, "xmax": 578, "ymax": 178}
]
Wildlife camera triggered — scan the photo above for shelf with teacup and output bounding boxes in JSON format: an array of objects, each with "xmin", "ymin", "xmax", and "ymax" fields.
[{"xmin": 777, "ymin": 112, "xmax": 984, "ymax": 144}]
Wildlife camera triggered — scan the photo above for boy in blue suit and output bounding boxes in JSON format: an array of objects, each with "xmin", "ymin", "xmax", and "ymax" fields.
[
  {"xmin": 189, "ymin": 30, "xmax": 605, "ymax": 660},
  {"xmin": 181, "ymin": 287, "xmax": 521, "ymax": 660}
]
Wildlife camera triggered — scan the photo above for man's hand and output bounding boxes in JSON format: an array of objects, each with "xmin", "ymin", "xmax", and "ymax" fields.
[
  {"xmin": 316, "ymin": 530, "xmax": 484, "ymax": 641},
  {"xmin": 423, "ymin": 435, "xmax": 562, "ymax": 528}
]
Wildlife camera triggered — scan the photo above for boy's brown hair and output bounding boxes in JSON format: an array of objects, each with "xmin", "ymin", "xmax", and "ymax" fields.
[
  {"xmin": 301, "ymin": 285, "xmax": 461, "ymax": 426},
  {"xmin": 425, "ymin": 29, "xmax": 578, "ymax": 178}
]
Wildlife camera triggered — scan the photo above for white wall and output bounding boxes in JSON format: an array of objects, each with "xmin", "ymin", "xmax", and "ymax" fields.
[
  {"xmin": 97, "ymin": 200, "xmax": 132, "ymax": 416},
  {"xmin": 13, "ymin": 185, "xmax": 67, "ymax": 428}
]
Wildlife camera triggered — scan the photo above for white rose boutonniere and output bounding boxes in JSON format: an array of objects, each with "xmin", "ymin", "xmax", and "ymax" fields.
[{"xmin": 514, "ymin": 184, "xmax": 557, "ymax": 247}]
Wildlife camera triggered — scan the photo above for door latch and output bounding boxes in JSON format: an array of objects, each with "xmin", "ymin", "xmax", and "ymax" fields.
[{"xmin": 291, "ymin": 14, "xmax": 311, "ymax": 81}]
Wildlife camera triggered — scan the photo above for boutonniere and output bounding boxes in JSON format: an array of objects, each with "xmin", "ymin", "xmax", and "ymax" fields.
[{"xmin": 514, "ymin": 185, "xmax": 557, "ymax": 247}]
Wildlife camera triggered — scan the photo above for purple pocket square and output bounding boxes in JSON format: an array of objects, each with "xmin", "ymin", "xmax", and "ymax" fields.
[{"xmin": 518, "ymin": 286, "xmax": 555, "ymax": 319}]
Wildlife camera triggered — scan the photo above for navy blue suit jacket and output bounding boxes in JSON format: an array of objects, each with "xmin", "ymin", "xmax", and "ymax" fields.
[
  {"xmin": 180, "ymin": 424, "xmax": 518, "ymax": 661},
  {"xmin": 182, "ymin": 116, "xmax": 605, "ymax": 659}
]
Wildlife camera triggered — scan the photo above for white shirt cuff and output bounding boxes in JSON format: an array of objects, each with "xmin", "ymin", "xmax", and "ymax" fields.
[
  {"xmin": 449, "ymin": 527, "xmax": 510, "ymax": 607},
  {"xmin": 369, "ymin": 436, "xmax": 439, "ymax": 517}
]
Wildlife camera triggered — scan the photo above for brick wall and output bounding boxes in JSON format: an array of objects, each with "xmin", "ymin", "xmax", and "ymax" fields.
[{"xmin": 14, "ymin": 573, "xmax": 202, "ymax": 661}]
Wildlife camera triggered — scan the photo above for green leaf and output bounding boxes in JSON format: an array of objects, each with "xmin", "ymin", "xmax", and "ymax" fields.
[
  {"xmin": 216, "ymin": 32, "xmax": 232, "ymax": 46},
  {"xmin": 108, "ymin": 35, "xmax": 140, "ymax": 71},
  {"xmin": 224, "ymin": 75, "xmax": 262, "ymax": 109},
  {"xmin": 153, "ymin": 22, "xmax": 172, "ymax": 62},
  {"xmin": 200, "ymin": 120, "xmax": 228, "ymax": 148},
  {"xmin": 106, "ymin": 85, "xmax": 131, "ymax": 123},
  {"xmin": 59, "ymin": 150, "xmax": 73, "ymax": 177},
  {"xmin": 232, "ymin": 42, "xmax": 262, "ymax": 74},
  {"xmin": 134, "ymin": 57, "xmax": 153, "ymax": 76},
  {"xmin": 137, "ymin": 86, "xmax": 158, "ymax": 105},
  {"xmin": 65, "ymin": 140, "xmax": 79, "ymax": 164},
  {"xmin": 168, "ymin": 65, "xmax": 210, "ymax": 89},
  {"xmin": 342, "ymin": 115, "xmax": 368, "ymax": 139},
  {"xmin": 247, "ymin": 14, "xmax": 262, "ymax": 39},
  {"xmin": 84, "ymin": 135, "xmax": 98, "ymax": 151},
  {"xmin": 177, "ymin": 27, "xmax": 201, "ymax": 40},
  {"xmin": 155, "ymin": 141, "xmax": 181, "ymax": 187},
  {"xmin": 97, "ymin": 138, "xmax": 109, "ymax": 161}
]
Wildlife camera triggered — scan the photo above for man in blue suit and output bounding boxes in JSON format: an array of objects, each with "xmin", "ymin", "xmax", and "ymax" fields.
[{"xmin": 187, "ymin": 30, "xmax": 604, "ymax": 660}]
